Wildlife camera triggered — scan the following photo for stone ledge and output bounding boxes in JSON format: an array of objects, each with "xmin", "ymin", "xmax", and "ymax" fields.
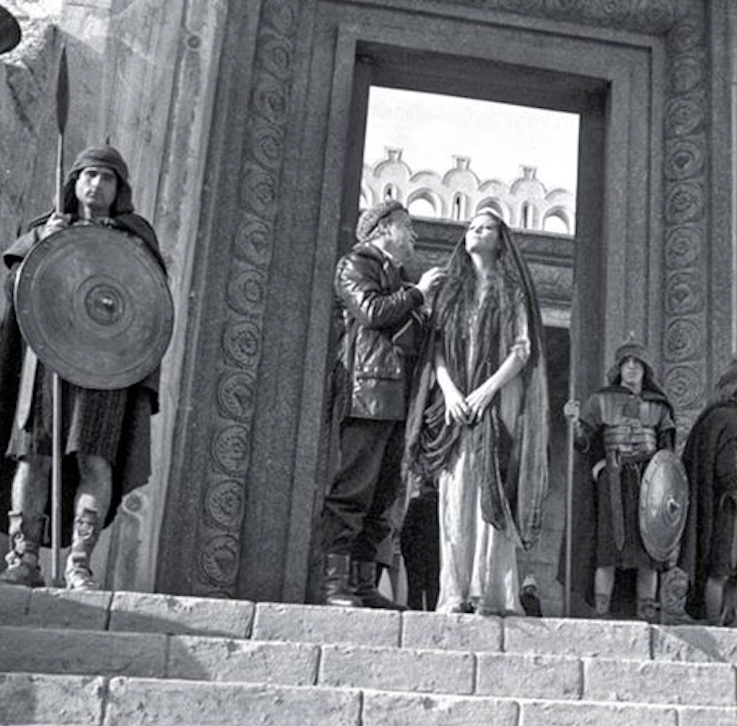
[
  {"xmin": 252, "ymin": 601, "xmax": 401, "ymax": 647},
  {"xmin": 320, "ymin": 643, "xmax": 475, "ymax": 695},
  {"xmin": 103, "ymin": 677, "xmax": 362, "ymax": 726},
  {"xmin": 25, "ymin": 587, "xmax": 113, "ymax": 630},
  {"xmin": 0, "ymin": 625, "xmax": 167, "ymax": 678},
  {"xmin": 653, "ymin": 624, "xmax": 737, "ymax": 663},
  {"xmin": 476, "ymin": 652, "xmax": 581, "ymax": 701},
  {"xmin": 583, "ymin": 658, "xmax": 737, "ymax": 707},
  {"xmin": 504, "ymin": 616, "xmax": 651, "ymax": 659},
  {"xmin": 167, "ymin": 636, "xmax": 319, "ymax": 685},
  {"xmin": 402, "ymin": 610, "xmax": 502, "ymax": 652},
  {"xmin": 361, "ymin": 690, "xmax": 520, "ymax": 726},
  {"xmin": 0, "ymin": 672, "xmax": 105, "ymax": 726},
  {"xmin": 519, "ymin": 699, "xmax": 679, "ymax": 725},
  {"xmin": 109, "ymin": 591, "xmax": 255, "ymax": 637},
  {"xmin": 676, "ymin": 706, "xmax": 737, "ymax": 725}
]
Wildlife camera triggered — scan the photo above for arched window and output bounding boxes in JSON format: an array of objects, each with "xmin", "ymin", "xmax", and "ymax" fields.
[
  {"xmin": 407, "ymin": 197, "xmax": 436, "ymax": 218},
  {"xmin": 452, "ymin": 193, "xmax": 466, "ymax": 221},
  {"xmin": 383, "ymin": 184, "xmax": 396, "ymax": 201},
  {"xmin": 521, "ymin": 202, "xmax": 532, "ymax": 229},
  {"xmin": 543, "ymin": 212, "xmax": 570, "ymax": 235}
]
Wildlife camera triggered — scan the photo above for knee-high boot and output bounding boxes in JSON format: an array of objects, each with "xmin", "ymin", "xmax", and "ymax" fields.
[
  {"xmin": 0, "ymin": 511, "xmax": 45, "ymax": 588},
  {"xmin": 352, "ymin": 560, "xmax": 407, "ymax": 611},
  {"xmin": 321, "ymin": 553, "xmax": 362, "ymax": 607},
  {"xmin": 64, "ymin": 508, "xmax": 100, "ymax": 590}
]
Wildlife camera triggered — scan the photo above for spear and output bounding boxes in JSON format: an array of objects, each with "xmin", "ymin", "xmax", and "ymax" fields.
[{"xmin": 50, "ymin": 44, "xmax": 69, "ymax": 586}]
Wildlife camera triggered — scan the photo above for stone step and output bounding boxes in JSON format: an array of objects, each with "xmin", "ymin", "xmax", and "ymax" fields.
[
  {"xmin": 2, "ymin": 586, "xmax": 737, "ymax": 664},
  {"xmin": 2, "ymin": 623, "xmax": 737, "ymax": 708},
  {"xmin": 1, "ymin": 672, "xmax": 737, "ymax": 726}
]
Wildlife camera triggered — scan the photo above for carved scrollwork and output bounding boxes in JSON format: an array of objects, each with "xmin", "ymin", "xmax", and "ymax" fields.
[
  {"xmin": 665, "ymin": 270, "xmax": 702, "ymax": 315},
  {"xmin": 664, "ymin": 319, "xmax": 702, "ymax": 362},
  {"xmin": 664, "ymin": 364, "xmax": 703, "ymax": 410},
  {"xmin": 665, "ymin": 95, "xmax": 705, "ymax": 138},
  {"xmin": 227, "ymin": 266, "xmax": 266, "ymax": 315},
  {"xmin": 664, "ymin": 224, "xmax": 701, "ymax": 269},
  {"xmin": 211, "ymin": 425, "xmax": 251, "ymax": 475},
  {"xmin": 205, "ymin": 479, "xmax": 246, "ymax": 531},
  {"xmin": 199, "ymin": 534, "xmax": 240, "ymax": 586},
  {"xmin": 665, "ymin": 181, "xmax": 704, "ymax": 225},
  {"xmin": 223, "ymin": 321, "xmax": 261, "ymax": 367},
  {"xmin": 234, "ymin": 215, "xmax": 271, "ymax": 265},
  {"xmin": 217, "ymin": 371, "xmax": 256, "ymax": 422},
  {"xmin": 664, "ymin": 136, "xmax": 704, "ymax": 181},
  {"xmin": 669, "ymin": 53, "xmax": 705, "ymax": 95}
]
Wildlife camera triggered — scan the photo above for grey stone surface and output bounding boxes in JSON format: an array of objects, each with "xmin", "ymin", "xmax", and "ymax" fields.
[
  {"xmin": 504, "ymin": 617, "xmax": 651, "ymax": 659},
  {"xmin": 402, "ymin": 610, "xmax": 502, "ymax": 652},
  {"xmin": 167, "ymin": 635, "xmax": 319, "ymax": 685},
  {"xmin": 0, "ymin": 672, "xmax": 104, "ymax": 725},
  {"xmin": 320, "ymin": 643, "xmax": 474, "ymax": 695},
  {"xmin": 104, "ymin": 677, "xmax": 361, "ymax": 726},
  {"xmin": 677, "ymin": 707, "xmax": 737, "ymax": 725},
  {"xmin": 653, "ymin": 625, "xmax": 737, "ymax": 663},
  {"xmin": 0, "ymin": 583, "xmax": 31, "ymax": 626},
  {"xmin": 476, "ymin": 652, "xmax": 581, "ymax": 700},
  {"xmin": 519, "ymin": 700, "xmax": 679, "ymax": 725},
  {"xmin": 252, "ymin": 602, "xmax": 400, "ymax": 647},
  {"xmin": 25, "ymin": 587, "xmax": 112, "ymax": 630},
  {"xmin": 583, "ymin": 658, "xmax": 737, "ymax": 707},
  {"xmin": 109, "ymin": 591, "xmax": 254, "ymax": 637},
  {"xmin": 0, "ymin": 625, "xmax": 166, "ymax": 677},
  {"xmin": 362, "ymin": 690, "xmax": 519, "ymax": 726}
]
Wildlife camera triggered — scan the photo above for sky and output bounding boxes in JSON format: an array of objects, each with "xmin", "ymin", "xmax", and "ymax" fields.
[{"xmin": 363, "ymin": 87, "xmax": 580, "ymax": 196}]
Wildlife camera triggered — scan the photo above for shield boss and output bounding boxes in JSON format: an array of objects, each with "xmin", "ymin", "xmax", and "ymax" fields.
[
  {"xmin": 639, "ymin": 449, "xmax": 689, "ymax": 562},
  {"xmin": 14, "ymin": 225, "xmax": 173, "ymax": 390}
]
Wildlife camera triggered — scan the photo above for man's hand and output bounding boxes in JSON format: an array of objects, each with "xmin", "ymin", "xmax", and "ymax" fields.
[
  {"xmin": 39, "ymin": 213, "xmax": 72, "ymax": 240},
  {"xmin": 563, "ymin": 399, "xmax": 580, "ymax": 423},
  {"xmin": 416, "ymin": 266, "xmax": 445, "ymax": 299},
  {"xmin": 466, "ymin": 379, "xmax": 498, "ymax": 423}
]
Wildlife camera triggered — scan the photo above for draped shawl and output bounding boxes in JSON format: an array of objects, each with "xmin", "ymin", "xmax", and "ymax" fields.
[{"xmin": 404, "ymin": 221, "xmax": 549, "ymax": 551}]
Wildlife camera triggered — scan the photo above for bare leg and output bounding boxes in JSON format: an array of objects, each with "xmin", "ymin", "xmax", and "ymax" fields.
[
  {"xmin": 594, "ymin": 566, "xmax": 615, "ymax": 616},
  {"xmin": 0, "ymin": 456, "xmax": 51, "ymax": 587},
  {"xmin": 705, "ymin": 575, "xmax": 728, "ymax": 624},
  {"xmin": 75, "ymin": 453, "xmax": 112, "ymax": 521},
  {"xmin": 636, "ymin": 567, "xmax": 659, "ymax": 622},
  {"xmin": 11, "ymin": 456, "xmax": 51, "ymax": 519},
  {"xmin": 64, "ymin": 453, "xmax": 112, "ymax": 589},
  {"xmin": 636, "ymin": 568, "xmax": 658, "ymax": 600}
]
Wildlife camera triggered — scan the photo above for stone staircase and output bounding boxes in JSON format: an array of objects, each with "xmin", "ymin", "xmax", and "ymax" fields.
[{"xmin": 1, "ymin": 586, "xmax": 737, "ymax": 725}]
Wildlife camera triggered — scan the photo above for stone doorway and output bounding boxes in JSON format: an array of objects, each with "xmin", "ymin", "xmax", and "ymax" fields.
[{"xmin": 156, "ymin": 1, "xmax": 725, "ymax": 605}]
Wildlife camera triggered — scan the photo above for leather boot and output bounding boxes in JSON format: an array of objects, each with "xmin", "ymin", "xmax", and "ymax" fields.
[
  {"xmin": 64, "ymin": 508, "xmax": 100, "ymax": 590},
  {"xmin": 637, "ymin": 597, "xmax": 660, "ymax": 624},
  {"xmin": 352, "ymin": 560, "xmax": 407, "ymax": 611},
  {"xmin": 660, "ymin": 566, "xmax": 695, "ymax": 625},
  {"xmin": 321, "ymin": 553, "xmax": 361, "ymax": 607},
  {"xmin": 0, "ymin": 511, "xmax": 45, "ymax": 588}
]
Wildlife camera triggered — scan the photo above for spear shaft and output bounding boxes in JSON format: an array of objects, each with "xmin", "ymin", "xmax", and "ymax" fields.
[{"xmin": 50, "ymin": 45, "xmax": 69, "ymax": 587}]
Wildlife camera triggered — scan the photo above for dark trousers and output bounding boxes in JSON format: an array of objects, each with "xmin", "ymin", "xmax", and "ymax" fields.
[
  {"xmin": 401, "ymin": 490, "xmax": 440, "ymax": 611},
  {"xmin": 321, "ymin": 417, "xmax": 405, "ymax": 562}
]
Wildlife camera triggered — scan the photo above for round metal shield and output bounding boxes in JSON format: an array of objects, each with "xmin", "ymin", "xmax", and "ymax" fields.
[
  {"xmin": 0, "ymin": 5, "xmax": 21, "ymax": 55},
  {"xmin": 639, "ymin": 449, "xmax": 690, "ymax": 562},
  {"xmin": 14, "ymin": 225, "xmax": 173, "ymax": 390}
]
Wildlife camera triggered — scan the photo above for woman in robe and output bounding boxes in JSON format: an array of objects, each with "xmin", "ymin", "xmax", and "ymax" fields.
[{"xmin": 405, "ymin": 209, "xmax": 548, "ymax": 615}]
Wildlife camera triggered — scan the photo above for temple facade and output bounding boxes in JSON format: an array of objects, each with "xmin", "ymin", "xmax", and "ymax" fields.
[{"xmin": 1, "ymin": 0, "xmax": 736, "ymax": 616}]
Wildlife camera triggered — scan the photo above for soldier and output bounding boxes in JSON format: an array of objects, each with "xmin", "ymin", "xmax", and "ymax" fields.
[
  {"xmin": 564, "ymin": 336, "xmax": 676, "ymax": 621},
  {"xmin": 319, "ymin": 199, "xmax": 443, "ymax": 609},
  {"xmin": 0, "ymin": 144, "xmax": 166, "ymax": 590},
  {"xmin": 679, "ymin": 359, "xmax": 737, "ymax": 624}
]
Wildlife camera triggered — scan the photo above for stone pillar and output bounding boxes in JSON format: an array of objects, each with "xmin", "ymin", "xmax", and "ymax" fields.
[{"xmin": 56, "ymin": 0, "xmax": 228, "ymax": 591}]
